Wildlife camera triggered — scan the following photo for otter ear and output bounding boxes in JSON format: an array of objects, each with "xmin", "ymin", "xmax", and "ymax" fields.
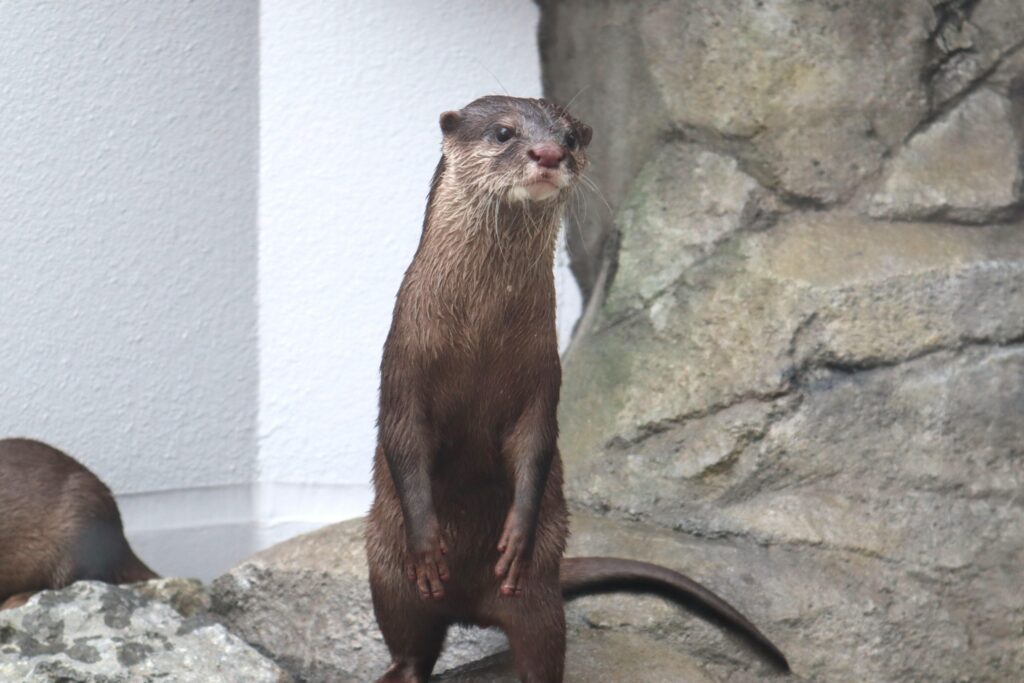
[
  {"xmin": 439, "ymin": 111, "xmax": 462, "ymax": 135},
  {"xmin": 578, "ymin": 123, "xmax": 593, "ymax": 147}
]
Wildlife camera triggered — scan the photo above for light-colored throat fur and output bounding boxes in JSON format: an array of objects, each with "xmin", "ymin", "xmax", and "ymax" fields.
[
  {"xmin": 396, "ymin": 162, "xmax": 566, "ymax": 351},
  {"xmin": 416, "ymin": 165, "xmax": 564, "ymax": 293}
]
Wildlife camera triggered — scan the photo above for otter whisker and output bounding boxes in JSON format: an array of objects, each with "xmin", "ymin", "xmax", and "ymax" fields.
[
  {"xmin": 562, "ymin": 85, "xmax": 589, "ymax": 113},
  {"xmin": 472, "ymin": 57, "xmax": 511, "ymax": 97},
  {"xmin": 580, "ymin": 174, "xmax": 613, "ymax": 216}
]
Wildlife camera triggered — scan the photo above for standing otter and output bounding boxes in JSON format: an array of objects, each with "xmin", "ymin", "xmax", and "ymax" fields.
[
  {"xmin": 0, "ymin": 438, "xmax": 157, "ymax": 610},
  {"xmin": 365, "ymin": 96, "xmax": 789, "ymax": 682}
]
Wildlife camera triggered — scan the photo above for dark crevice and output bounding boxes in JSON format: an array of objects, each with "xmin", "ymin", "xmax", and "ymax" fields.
[
  {"xmin": 923, "ymin": 0, "xmax": 982, "ymax": 89},
  {"xmin": 926, "ymin": 0, "xmax": 980, "ymax": 46},
  {"xmin": 874, "ymin": 198, "xmax": 1024, "ymax": 227},
  {"xmin": 911, "ymin": 37, "xmax": 1024, "ymax": 146},
  {"xmin": 605, "ymin": 331, "xmax": 1024, "ymax": 453},
  {"xmin": 666, "ymin": 125, "xmax": 833, "ymax": 212},
  {"xmin": 605, "ymin": 389, "xmax": 800, "ymax": 454},
  {"xmin": 800, "ymin": 331, "xmax": 1024, "ymax": 381}
]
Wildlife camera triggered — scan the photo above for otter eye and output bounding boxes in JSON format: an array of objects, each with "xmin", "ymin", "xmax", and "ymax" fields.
[
  {"xmin": 565, "ymin": 132, "xmax": 578, "ymax": 151},
  {"xmin": 494, "ymin": 126, "xmax": 516, "ymax": 143}
]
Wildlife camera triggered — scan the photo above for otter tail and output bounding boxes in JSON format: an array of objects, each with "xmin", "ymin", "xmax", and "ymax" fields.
[{"xmin": 560, "ymin": 556, "xmax": 790, "ymax": 672}]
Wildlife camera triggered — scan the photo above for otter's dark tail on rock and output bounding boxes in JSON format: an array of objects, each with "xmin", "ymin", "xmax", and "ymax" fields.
[{"xmin": 560, "ymin": 557, "xmax": 790, "ymax": 672}]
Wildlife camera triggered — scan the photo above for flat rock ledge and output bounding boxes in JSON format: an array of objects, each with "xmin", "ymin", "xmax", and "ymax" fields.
[
  {"xmin": 210, "ymin": 513, "xmax": 792, "ymax": 683},
  {"xmin": 0, "ymin": 581, "xmax": 291, "ymax": 683}
]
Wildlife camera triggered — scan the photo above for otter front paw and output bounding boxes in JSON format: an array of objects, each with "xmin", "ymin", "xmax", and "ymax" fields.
[
  {"xmin": 495, "ymin": 516, "xmax": 533, "ymax": 597},
  {"xmin": 405, "ymin": 526, "xmax": 450, "ymax": 600}
]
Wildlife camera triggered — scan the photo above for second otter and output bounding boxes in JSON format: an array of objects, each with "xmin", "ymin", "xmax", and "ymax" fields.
[
  {"xmin": 365, "ymin": 96, "xmax": 789, "ymax": 682},
  {"xmin": 0, "ymin": 438, "xmax": 157, "ymax": 610}
]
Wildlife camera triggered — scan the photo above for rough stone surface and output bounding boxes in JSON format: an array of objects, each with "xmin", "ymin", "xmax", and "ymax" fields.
[
  {"xmin": 604, "ymin": 142, "xmax": 764, "ymax": 317},
  {"xmin": 209, "ymin": 518, "xmax": 507, "ymax": 683},
  {"xmin": 638, "ymin": 0, "xmax": 931, "ymax": 203},
  {"xmin": 132, "ymin": 577, "xmax": 212, "ymax": 618},
  {"xmin": 557, "ymin": 210, "xmax": 1024, "ymax": 680},
  {"xmin": 541, "ymin": 0, "xmax": 1024, "ymax": 300},
  {"xmin": 540, "ymin": 0, "xmax": 1024, "ymax": 680},
  {"xmin": 870, "ymin": 89, "xmax": 1023, "ymax": 222},
  {"xmin": 0, "ymin": 581, "xmax": 290, "ymax": 683}
]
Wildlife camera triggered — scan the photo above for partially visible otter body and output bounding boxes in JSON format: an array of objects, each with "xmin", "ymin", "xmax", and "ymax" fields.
[
  {"xmin": 0, "ymin": 438, "xmax": 157, "ymax": 610},
  {"xmin": 365, "ymin": 96, "xmax": 789, "ymax": 683}
]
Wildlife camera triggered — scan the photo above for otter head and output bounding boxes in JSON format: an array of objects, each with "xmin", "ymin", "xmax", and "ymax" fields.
[{"xmin": 438, "ymin": 96, "xmax": 592, "ymax": 204}]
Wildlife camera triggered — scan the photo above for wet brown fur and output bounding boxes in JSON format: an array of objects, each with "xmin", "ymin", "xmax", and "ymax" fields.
[
  {"xmin": 365, "ymin": 96, "xmax": 788, "ymax": 682},
  {"xmin": 0, "ymin": 438, "xmax": 157, "ymax": 609}
]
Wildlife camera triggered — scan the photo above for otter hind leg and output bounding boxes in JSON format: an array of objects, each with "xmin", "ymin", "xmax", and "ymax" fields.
[
  {"xmin": 371, "ymin": 572, "xmax": 450, "ymax": 683},
  {"xmin": 491, "ymin": 581, "xmax": 566, "ymax": 683},
  {"xmin": 373, "ymin": 616, "xmax": 449, "ymax": 683}
]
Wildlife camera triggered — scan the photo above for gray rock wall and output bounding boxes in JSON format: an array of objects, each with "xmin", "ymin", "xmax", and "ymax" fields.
[{"xmin": 541, "ymin": 1, "xmax": 1024, "ymax": 680}]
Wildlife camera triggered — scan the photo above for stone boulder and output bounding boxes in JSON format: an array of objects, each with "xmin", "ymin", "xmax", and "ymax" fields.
[
  {"xmin": 540, "ymin": 0, "xmax": 1024, "ymax": 680},
  {"xmin": 0, "ymin": 581, "xmax": 290, "ymax": 683}
]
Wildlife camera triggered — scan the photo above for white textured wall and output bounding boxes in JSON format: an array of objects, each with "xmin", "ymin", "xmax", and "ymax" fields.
[
  {"xmin": 0, "ymin": 2, "xmax": 259, "ymax": 576},
  {"xmin": 258, "ymin": 0, "xmax": 579, "ymax": 544}
]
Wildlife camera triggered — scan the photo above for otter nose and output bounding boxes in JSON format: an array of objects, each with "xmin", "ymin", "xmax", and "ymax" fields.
[{"xmin": 528, "ymin": 144, "xmax": 565, "ymax": 169}]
